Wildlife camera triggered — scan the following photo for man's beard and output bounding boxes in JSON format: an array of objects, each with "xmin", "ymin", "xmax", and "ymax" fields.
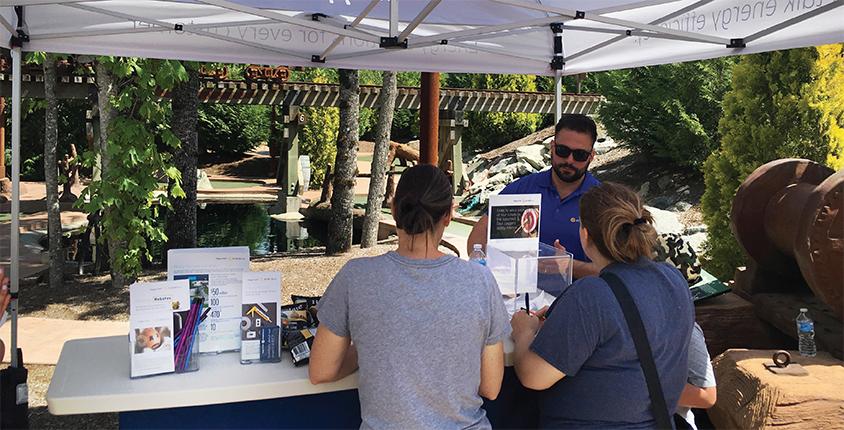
[{"xmin": 552, "ymin": 161, "xmax": 588, "ymax": 183}]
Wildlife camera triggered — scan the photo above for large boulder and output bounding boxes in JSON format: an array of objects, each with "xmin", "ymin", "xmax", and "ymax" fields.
[
  {"xmin": 644, "ymin": 205, "xmax": 684, "ymax": 235},
  {"xmin": 515, "ymin": 144, "xmax": 548, "ymax": 170}
]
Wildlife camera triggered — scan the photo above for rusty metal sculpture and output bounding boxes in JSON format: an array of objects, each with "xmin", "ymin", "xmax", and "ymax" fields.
[{"xmin": 731, "ymin": 159, "xmax": 843, "ymax": 319}]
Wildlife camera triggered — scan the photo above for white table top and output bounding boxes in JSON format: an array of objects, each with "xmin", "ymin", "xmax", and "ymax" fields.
[{"xmin": 47, "ymin": 335, "xmax": 516, "ymax": 415}]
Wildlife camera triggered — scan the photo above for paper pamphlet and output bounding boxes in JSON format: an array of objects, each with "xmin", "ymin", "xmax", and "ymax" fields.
[
  {"xmin": 129, "ymin": 280, "xmax": 189, "ymax": 378},
  {"xmin": 240, "ymin": 271, "xmax": 282, "ymax": 363},
  {"xmin": 167, "ymin": 246, "xmax": 250, "ymax": 353},
  {"xmin": 487, "ymin": 193, "xmax": 542, "ymax": 296}
]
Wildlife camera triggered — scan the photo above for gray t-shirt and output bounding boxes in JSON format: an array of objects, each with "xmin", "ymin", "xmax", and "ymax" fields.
[
  {"xmin": 677, "ymin": 323, "xmax": 716, "ymax": 430},
  {"xmin": 318, "ymin": 251, "xmax": 511, "ymax": 430}
]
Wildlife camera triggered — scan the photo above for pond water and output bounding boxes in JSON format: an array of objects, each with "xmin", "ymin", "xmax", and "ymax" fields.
[{"xmin": 196, "ymin": 204, "xmax": 326, "ymax": 255}]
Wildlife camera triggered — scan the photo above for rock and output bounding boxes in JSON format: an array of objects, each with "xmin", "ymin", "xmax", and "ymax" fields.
[
  {"xmin": 488, "ymin": 157, "xmax": 516, "ymax": 175},
  {"xmin": 649, "ymin": 195, "xmax": 675, "ymax": 209},
  {"xmin": 644, "ymin": 205, "xmax": 684, "ymax": 235},
  {"xmin": 506, "ymin": 161, "xmax": 537, "ymax": 177},
  {"xmin": 197, "ymin": 169, "xmax": 213, "ymax": 191},
  {"xmin": 684, "ymin": 231, "xmax": 707, "ymax": 256},
  {"xmin": 593, "ymin": 137, "xmax": 617, "ymax": 155},
  {"xmin": 470, "ymin": 170, "xmax": 489, "ymax": 186},
  {"xmin": 515, "ymin": 144, "xmax": 547, "ymax": 170},
  {"xmin": 670, "ymin": 201, "xmax": 692, "ymax": 212},
  {"xmin": 657, "ymin": 175, "xmax": 672, "ymax": 190},
  {"xmin": 684, "ymin": 224, "xmax": 707, "ymax": 235},
  {"xmin": 638, "ymin": 182, "xmax": 650, "ymax": 197}
]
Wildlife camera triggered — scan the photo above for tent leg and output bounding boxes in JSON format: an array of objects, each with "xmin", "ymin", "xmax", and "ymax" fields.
[
  {"xmin": 9, "ymin": 45, "xmax": 21, "ymax": 368},
  {"xmin": 554, "ymin": 71, "xmax": 562, "ymax": 124}
]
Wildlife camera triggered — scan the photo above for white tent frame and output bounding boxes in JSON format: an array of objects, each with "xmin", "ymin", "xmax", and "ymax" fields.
[{"xmin": 2, "ymin": 0, "xmax": 843, "ymax": 369}]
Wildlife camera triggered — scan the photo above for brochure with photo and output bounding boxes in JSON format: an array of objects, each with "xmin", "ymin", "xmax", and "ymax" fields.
[
  {"xmin": 240, "ymin": 271, "xmax": 282, "ymax": 364},
  {"xmin": 167, "ymin": 246, "xmax": 250, "ymax": 354},
  {"xmin": 487, "ymin": 193, "xmax": 542, "ymax": 296},
  {"xmin": 129, "ymin": 280, "xmax": 190, "ymax": 378}
]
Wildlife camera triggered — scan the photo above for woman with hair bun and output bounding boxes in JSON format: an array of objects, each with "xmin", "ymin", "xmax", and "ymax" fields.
[
  {"xmin": 511, "ymin": 182, "xmax": 694, "ymax": 429},
  {"xmin": 310, "ymin": 164, "xmax": 510, "ymax": 429}
]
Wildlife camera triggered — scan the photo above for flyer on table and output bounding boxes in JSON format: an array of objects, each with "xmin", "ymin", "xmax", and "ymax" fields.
[
  {"xmin": 167, "ymin": 246, "xmax": 250, "ymax": 353},
  {"xmin": 487, "ymin": 193, "xmax": 541, "ymax": 296},
  {"xmin": 241, "ymin": 271, "xmax": 282, "ymax": 363},
  {"xmin": 129, "ymin": 279, "xmax": 189, "ymax": 378}
]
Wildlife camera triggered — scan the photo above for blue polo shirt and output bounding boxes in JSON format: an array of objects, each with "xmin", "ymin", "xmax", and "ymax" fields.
[{"xmin": 499, "ymin": 169, "xmax": 600, "ymax": 262}]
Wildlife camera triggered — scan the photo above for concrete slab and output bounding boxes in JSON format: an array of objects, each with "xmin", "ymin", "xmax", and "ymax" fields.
[{"xmin": 0, "ymin": 317, "xmax": 128, "ymax": 365}]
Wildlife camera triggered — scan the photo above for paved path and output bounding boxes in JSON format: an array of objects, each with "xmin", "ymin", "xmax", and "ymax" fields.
[{"xmin": 1, "ymin": 317, "xmax": 128, "ymax": 365}]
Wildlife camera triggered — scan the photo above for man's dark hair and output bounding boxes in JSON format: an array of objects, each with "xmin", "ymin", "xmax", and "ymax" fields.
[{"xmin": 555, "ymin": 114, "xmax": 598, "ymax": 144}]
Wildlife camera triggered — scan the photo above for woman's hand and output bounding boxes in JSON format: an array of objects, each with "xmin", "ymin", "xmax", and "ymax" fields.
[{"xmin": 511, "ymin": 310, "xmax": 540, "ymax": 342}]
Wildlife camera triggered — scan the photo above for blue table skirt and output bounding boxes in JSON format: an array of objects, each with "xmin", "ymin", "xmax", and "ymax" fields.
[{"xmin": 120, "ymin": 368, "xmax": 539, "ymax": 429}]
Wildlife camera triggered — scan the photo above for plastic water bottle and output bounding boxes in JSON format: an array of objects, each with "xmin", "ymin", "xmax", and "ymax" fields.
[
  {"xmin": 469, "ymin": 244, "xmax": 486, "ymax": 266},
  {"xmin": 796, "ymin": 308, "xmax": 817, "ymax": 357}
]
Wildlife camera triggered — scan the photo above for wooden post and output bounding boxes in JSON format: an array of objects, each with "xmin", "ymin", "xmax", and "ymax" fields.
[
  {"xmin": 276, "ymin": 105, "xmax": 301, "ymax": 214},
  {"xmin": 437, "ymin": 110, "xmax": 467, "ymax": 195},
  {"xmin": 419, "ymin": 72, "xmax": 439, "ymax": 166}
]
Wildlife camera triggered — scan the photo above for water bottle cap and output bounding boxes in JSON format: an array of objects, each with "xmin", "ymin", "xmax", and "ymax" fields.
[
  {"xmin": 473, "ymin": 244, "xmax": 482, "ymax": 250},
  {"xmin": 799, "ymin": 308, "xmax": 808, "ymax": 312}
]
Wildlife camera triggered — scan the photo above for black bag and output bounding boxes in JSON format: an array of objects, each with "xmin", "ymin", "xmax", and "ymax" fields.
[
  {"xmin": 601, "ymin": 272, "xmax": 674, "ymax": 430},
  {"xmin": 0, "ymin": 348, "xmax": 29, "ymax": 429}
]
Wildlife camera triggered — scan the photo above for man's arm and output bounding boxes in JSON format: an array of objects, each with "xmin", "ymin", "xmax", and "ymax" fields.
[
  {"xmin": 553, "ymin": 240, "xmax": 599, "ymax": 278},
  {"xmin": 467, "ymin": 215, "xmax": 489, "ymax": 255},
  {"xmin": 309, "ymin": 326, "xmax": 359, "ymax": 384}
]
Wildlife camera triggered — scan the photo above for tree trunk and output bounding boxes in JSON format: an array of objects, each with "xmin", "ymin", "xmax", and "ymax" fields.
[
  {"xmin": 166, "ymin": 66, "xmax": 199, "ymax": 253},
  {"xmin": 326, "ymin": 69, "xmax": 360, "ymax": 255},
  {"xmin": 44, "ymin": 57, "xmax": 64, "ymax": 288},
  {"xmin": 95, "ymin": 61, "xmax": 128, "ymax": 288},
  {"xmin": 361, "ymin": 71, "xmax": 397, "ymax": 248}
]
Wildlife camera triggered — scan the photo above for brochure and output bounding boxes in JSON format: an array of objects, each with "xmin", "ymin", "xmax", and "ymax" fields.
[
  {"xmin": 486, "ymin": 193, "xmax": 542, "ymax": 296},
  {"xmin": 167, "ymin": 246, "xmax": 250, "ymax": 353},
  {"xmin": 240, "ymin": 271, "xmax": 282, "ymax": 364},
  {"xmin": 129, "ymin": 280, "xmax": 190, "ymax": 378}
]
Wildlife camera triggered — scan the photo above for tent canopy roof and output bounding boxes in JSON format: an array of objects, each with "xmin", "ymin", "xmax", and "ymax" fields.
[{"xmin": 1, "ymin": 0, "xmax": 842, "ymax": 75}]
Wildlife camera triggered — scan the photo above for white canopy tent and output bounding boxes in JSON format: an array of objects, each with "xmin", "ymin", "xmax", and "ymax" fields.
[{"xmin": 0, "ymin": 0, "xmax": 842, "ymax": 367}]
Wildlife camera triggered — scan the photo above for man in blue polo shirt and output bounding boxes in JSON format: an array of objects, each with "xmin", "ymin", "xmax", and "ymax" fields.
[{"xmin": 467, "ymin": 114, "xmax": 601, "ymax": 279}]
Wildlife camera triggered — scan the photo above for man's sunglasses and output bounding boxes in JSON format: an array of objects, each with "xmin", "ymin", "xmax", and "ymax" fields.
[{"xmin": 553, "ymin": 143, "xmax": 591, "ymax": 162}]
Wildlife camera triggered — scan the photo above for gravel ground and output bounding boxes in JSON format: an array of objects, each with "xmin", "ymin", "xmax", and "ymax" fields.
[{"xmin": 22, "ymin": 243, "xmax": 406, "ymax": 429}]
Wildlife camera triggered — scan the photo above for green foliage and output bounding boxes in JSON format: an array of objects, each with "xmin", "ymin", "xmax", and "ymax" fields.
[
  {"xmin": 702, "ymin": 47, "xmax": 841, "ymax": 280},
  {"xmin": 445, "ymin": 73, "xmax": 542, "ymax": 153},
  {"xmin": 197, "ymin": 104, "xmax": 269, "ymax": 154},
  {"xmin": 391, "ymin": 72, "xmax": 422, "ymax": 140},
  {"xmin": 299, "ymin": 106, "xmax": 339, "ymax": 187},
  {"xmin": 78, "ymin": 57, "xmax": 187, "ymax": 279},
  {"xmin": 596, "ymin": 58, "xmax": 735, "ymax": 167}
]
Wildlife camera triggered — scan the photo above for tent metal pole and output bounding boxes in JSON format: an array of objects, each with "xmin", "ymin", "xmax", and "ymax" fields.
[
  {"xmin": 193, "ymin": 0, "xmax": 381, "ymax": 44},
  {"xmin": 743, "ymin": 0, "xmax": 843, "ymax": 43},
  {"xmin": 397, "ymin": 0, "xmax": 442, "ymax": 42},
  {"xmin": 67, "ymin": 3, "xmax": 312, "ymax": 60},
  {"xmin": 554, "ymin": 70, "xmax": 562, "ymax": 124},
  {"xmin": 32, "ymin": 18, "xmax": 273, "ymax": 41},
  {"xmin": 10, "ymin": 43, "xmax": 22, "ymax": 368},
  {"xmin": 390, "ymin": 0, "xmax": 399, "ymax": 37},
  {"xmin": 0, "ymin": 15, "xmax": 13, "ymax": 34},
  {"xmin": 491, "ymin": 0, "xmax": 731, "ymax": 45},
  {"xmin": 412, "ymin": 16, "xmax": 563, "ymax": 46},
  {"xmin": 565, "ymin": 0, "xmax": 714, "ymax": 62},
  {"xmin": 319, "ymin": 0, "xmax": 380, "ymax": 61}
]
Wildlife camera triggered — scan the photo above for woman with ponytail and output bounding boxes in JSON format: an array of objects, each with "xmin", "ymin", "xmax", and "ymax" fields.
[
  {"xmin": 310, "ymin": 164, "xmax": 510, "ymax": 429},
  {"xmin": 511, "ymin": 182, "xmax": 694, "ymax": 429}
]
